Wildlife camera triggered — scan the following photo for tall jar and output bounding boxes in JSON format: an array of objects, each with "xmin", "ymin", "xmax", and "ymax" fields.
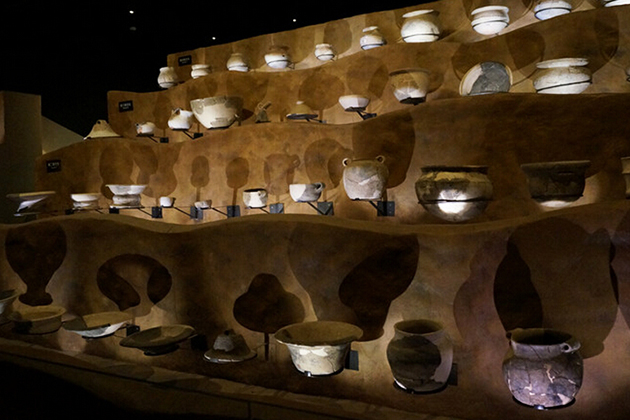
[
  {"xmin": 387, "ymin": 319, "xmax": 453, "ymax": 393},
  {"xmin": 400, "ymin": 10, "xmax": 441, "ymax": 43},
  {"xmin": 157, "ymin": 67, "xmax": 179, "ymax": 89},
  {"xmin": 342, "ymin": 155, "xmax": 389, "ymax": 200},
  {"xmin": 503, "ymin": 328, "xmax": 583, "ymax": 409}
]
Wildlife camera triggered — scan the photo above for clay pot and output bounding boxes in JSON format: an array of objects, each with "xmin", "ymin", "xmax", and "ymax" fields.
[
  {"xmin": 265, "ymin": 46, "xmax": 291, "ymax": 69},
  {"xmin": 84, "ymin": 119, "xmax": 120, "ymax": 139},
  {"xmin": 168, "ymin": 108, "xmax": 195, "ymax": 130},
  {"xmin": 314, "ymin": 43, "xmax": 336, "ymax": 61},
  {"xmin": 360, "ymin": 26, "xmax": 386, "ymax": 50},
  {"xmin": 191, "ymin": 64, "xmax": 211, "ymax": 79},
  {"xmin": 290, "ymin": 182, "xmax": 325, "ymax": 203},
  {"xmin": 157, "ymin": 66, "xmax": 179, "ymax": 88},
  {"xmin": 387, "ymin": 319, "xmax": 453, "ymax": 393},
  {"xmin": 135, "ymin": 121, "xmax": 156, "ymax": 135},
  {"xmin": 227, "ymin": 53, "xmax": 249, "ymax": 72},
  {"xmin": 204, "ymin": 329, "xmax": 257, "ymax": 363},
  {"xmin": 459, "ymin": 62, "xmax": 512, "ymax": 96},
  {"xmin": 471, "ymin": 6, "xmax": 510, "ymax": 35},
  {"xmin": 8, "ymin": 305, "xmax": 66, "ymax": 334},
  {"xmin": 62, "ymin": 311, "xmax": 131, "ymax": 338},
  {"xmin": 389, "ymin": 68, "xmax": 431, "ymax": 104},
  {"xmin": 534, "ymin": 0, "xmax": 572, "ymax": 20},
  {"xmin": 400, "ymin": 10, "xmax": 441, "ymax": 43},
  {"xmin": 342, "ymin": 156, "xmax": 389, "ymax": 201},
  {"xmin": 190, "ymin": 96, "xmax": 243, "ymax": 129},
  {"xmin": 533, "ymin": 58, "xmax": 591, "ymax": 94},
  {"xmin": 120, "ymin": 325, "xmax": 195, "ymax": 355},
  {"xmin": 338, "ymin": 95, "xmax": 370, "ymax": 111},
  {"xmin": 71, "ymin": 193, "xmax": 100, "ymax": 209},
  {"xmin": 503, "ymin": 328, "xmax": 583, "ymax": 409},
  {"xmin": 274, "ymin": 321, "xmax": 363, "ymax": 376},
  {"xmin": 106, "ymin": 184, "xmax": 146, "ymax": 208},
  {"xmin": 520, "ymin": 160, "xmax": 590, "ymax": 208},
  {"xmin": 243, "ymin": 188, "xmax": 268, "ymax": 208},
  {"xmin": 160, "ymin": 196, "xmax": 175, "ymax": 207},
  {"xmin": 415, "ymin": 165, "xmax": 493, "ymax": 222}
]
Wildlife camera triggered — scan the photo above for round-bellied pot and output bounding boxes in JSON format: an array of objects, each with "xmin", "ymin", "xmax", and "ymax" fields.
[
  {"xmin": 534, "ymin": 0, "xmax": 572, "ymax": 20},
  {"xmin": 314, "ymin": 43, "xmax": 336, "ymax": 61},
  {"xmin": 503, "ymin": 328, "xmax": 583, "ymax": 409},
  {"xmin": 265, "ymin": 46, "xmax": 291, "ymax": 69},
  {"xmin": 459, "ymin": 61, "xmax": 512, "ymax": 96},
  {"xmin": 533, "ymin": 58, "xmax": 591, "ymax": 94},
  {"xmin": 520, "ymin": 160, "xmax": 590, "ymax": 208},
  {"xmin": 243, "ymin": 188, "xmax": 268, "ymax": 209},
  {"xmin": 471, "ymin": 6, "xmax": 510, "ymax": 35},
  {"xmin": 400, "ymin": 10, "xmax": 441, "ymax": 43},
  {"xmin": 342, "ymin": 156, "xmax": 389, "ymax": 201},
  {"xmin": 227, "ymin": 53, "xmax": 249, "ymax": 72},
  {"xmin": 190, "ymin": 96, "xmax": 243, "ymax": 129},
  {"xmin": 290, "ymin": 182, "xmax": 325, "ymax": 203},
  {"xmin": 415, "ymin": 165, "xmax": 493, "ymax": 222},
  {"xmin": 360, "ymin": 26, "xmax": 386, "ymax": 50},
  {"xmin": 389, "ymin": 68, "xmax": 431, "ymax": 104},
  {"xmin": 387, "ymin": 319, "xmax": 453, "ymax": 393},
  {"xmin": 168, "ymin": 108, "xmax": 195, "ymax": 130},
  {"xmin": 275, "ymin": 321, "xmax": 363, "ymax": 376},
  {"xmin": 157, "ymin": 66, "xmax": 179, "ymax": 89}
]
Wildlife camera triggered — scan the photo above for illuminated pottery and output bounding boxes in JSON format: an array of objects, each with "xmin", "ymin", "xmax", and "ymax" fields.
[
  {"xmin": 265, "ymin": 46, "xmax": 292, "ymax": 69},
  {"xmin": 204, "ymin": 329, "xmax": 257, "ymax": 364},
  {"xmin": 120, "ymin": 324, "xmax": 195, "ymax": 355},
  {"xmin": 338, "ymin": 95, "xmax": 370, "ymax": 111},
  {"xmin": 286, "ymin": 101, "xmax": 318, "ymax": 121},
  {"xmin": 621, "ymin": 157, "xmax": 630, "ymax": 198},
  {"xmin": 106, "ymin": 184, "xmax": 146, "ymax": 208},
  {"xmin": 533, "ymin": 58, "xmax": 591, "ymax": 94},
  {"xmin": 314, "ymin": 43, "xmax": 336, "ymax": 61},
  {"xmin": 459, "ymin": 62, "xmax": 512, "ymax": 96},
  {"xmin": 160, "ymin": 196, "xmax": 175, "ymax": 207},
  {"xmin": 135, "ymin": 121, "xmax": 156, "ymax": 136},
  {"xmin": 71, "ymin": 193, "xmax": 100, "ymax": 210},
  {"xmin": 400, "ymin": 10, "xmax": 441, "ymax": 43},
  {"xmin": 190, "ymin": 96, "xmax": 243, "ymax": 129},
  {"xmin": 387, "ymin": 319, "xmax": 453, "ymax": 393},
  {"xmin": 157, "ymin": 66, "xmax": 179, "ymax": 88},
  {"xmin": 168, "ymin": 108, "xmax": 195, "ymax": 130},
  {"xmin": 243, "ymin": 188, "xmax": 268, "ymax": 208},
  {"xmin": 290, "ymin": 182, "xmax": 325, "ymax": 203},
  {"xmin": 389, "ymin": 68, "xmax": 431, "ymax": 104},
  {"xmin": 6, "ymin": 191, "xmax": 55, "ymax": 213},
  {"xmin": 360, "ymin": 26, "xmax": 386, "ymax": 50},
  {"xmin": 227, "ymin": 52, "xmax": 249, "ymax": 72},
  {"xmin": 342, "ymin": 156, "xmax": 389, "ymax": 201},
  {"xmin": 8, "ymin": 305, "xmax": 66, "ymax": 334},
  {"xmin": 503, "ymin": 328, "xmax": 583, "ymax": 409},
  {"xmin": 191, "ymin": 64, "xmax": 211, "ymax": 79},
  {"xmin": 603, "ymin": 0, "xmax": 630, "ymax": 6},
  {"xmin": 0, "ymin": 290, "xmax": 19, "ymax": 317},
  {"xmin": 520, "ymin": 160, "xmax": 590, "ymax": 208},
  {"xmin": 62, "ymin": 311, "xmax": 131, "ymax": 338},
  {"xmin": 275, "ymin": 321, "xmax": 363, "ymax": 376},
  {"xmin": 415, "ymin": 166, "xmax": 493, "ymax": 222},
  {"xmin": 84, "ymin": 119, "xmax": 120, "ymax": 140},
  {"xmin": 534, "ymin": 0, "xmax": 572, "ymax": 20},
  {"xmin": 471, "ymin": 6, "xmax": 510, "ymax": 35}
]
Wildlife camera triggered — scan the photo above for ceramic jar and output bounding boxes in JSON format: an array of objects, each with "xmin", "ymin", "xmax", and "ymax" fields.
[
  {"xmin": 290, "ymin": 182, "xmax": 325, "ymax": 202},
  {"xmin": 190, "ymin": 96, "xmax": 243, "ymax": 129},
  {"xmin": 135, "ymin": 121, "xmax": 156, "ymax": 136},
  {"xmin": 243, "ymin": 188, "xmax": 268, "ymax": 208},
  {"xmin": 338, "ymin": 95, "xmax": 370, "ymax": 111},
  {"xmin": 342, "ymin": 156, "xmax": 389, "ymax": 201},
  {"xmin": 106, "ymin": 185, "xmax": 147, "ymax": 208},
  {"xmin": 503, "ymin": 328, "xmax": 583, "ymax": 409},
  {"xmin": 227, "ymin": 53, "xmax": 249, "ymax": 72},
  {"xmin": 265, "ymin": 46, "xmax": 291, "ymax": 69},
  {"xmin": 387, "ymin": 320, "xmax": 453, "ymax": 393},
  {"xmin": 360, "ymin": 26, "xmax": 386, "ymax": 50},
  {"xmin": 160, "ymin": 196, "xmax": 175, "ymax": 207},
  {"xmin": 534, "ymin": 0, "xmax": 572, "ymax": 20},
  {"xmin": 389, "ymin": 68, "xmax": 431, "ymax": 104},
  {"xmin": 168, "ymin": 108, "xmax": 195, "ymax": 130},
  {"xmin": 71, "ymin": 193, "xmax": 100, "ymax": 210},
  {"xmin": 400, "ymin": 10, "xmax": 441, "ymax": 43},
  {"xmin": 621, "ymin": 157, "xmax": 630, "ymax": 198},
  {"xmin": 314, "ymin": 43, "xmax": 336, "ymax": 61},
  {"xmin": 415, "ymin": 166, "xmax": 493, "ymax": 222},
  {"xmin": 520, "ymin": 160, "xmax": 590, "ymax": 208},
  {"xmin": 471, "ymin": 6, "xmax": 510, "ymax": 35},
  {"xmin": 533, "ymin": 58, "xmax": 591, "ymax": 94},
  {"xmin": 274, "ymin": 321, "xmax": 363, "ymax": 376},
  {"xmin": 157, "ymin": 66, "xmax": 179, "ymax": 88},
  {"xmin": 459, "ymin": 62, "xmax": 512, "ymax": 96},
  {"xmin": 84, "ymin": 119, "xmax": 120, "ymax": 139},
  {"xmin": 191, "ymin": 64, "xmax": 211, "ymax": 79}
]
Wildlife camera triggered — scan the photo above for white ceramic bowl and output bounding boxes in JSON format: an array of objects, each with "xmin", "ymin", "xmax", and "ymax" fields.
[
  {"xmin": 9, "ymin": 305, "xmax": 66, "ymax": 334},
  {"xmin": 338, "ymin": 95, "xmax": 370, "ymax": 111},
  {"xmin": 190, "ymin": 96, "xmax": 243, "ymax": 129},
  {"xmin": 106, "ymin": 184, "xmax": 146, "ymax": 196}
]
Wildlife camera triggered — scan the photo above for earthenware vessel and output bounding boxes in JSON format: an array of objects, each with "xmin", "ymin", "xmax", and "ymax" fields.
[
  {"xmin": 471, "ymin": 6, "xmax": 510, "ymax": 35},
  {"xmin": 533, "ymin": 58, "xmax": 591, "ymax": 94},
  {"xmin": 415, "ymin": 165, "xmax": 493, "ymax": 222},
  {"xmin": 387, "ymin": 319, "xmax": 453, "ymax": 393},
  {"xmin": 204, "ymin": 329, "xmax": 257, "ymax": 363},
  {"xmin": 534, "ymin": 0, "xmax": 572, "ymax": 20},
  {"xmin": 290, "ymin": 183, "xmax": 325, "ymax": 202},
  {"xmin": 286, "ymin": 101, "xmax": 318, "ymax": 120},
  {"xmin": 6, "ymin": 191, "xmax": 56, "ymax": 213},
  {"xmin": 168, "ymin": 108, "xmax": 195, "ymax": 130},
  {"xmin": 227, "ymin": 52, "xmax": 249, "ymax": 72},
  {"xmin": 275, "ymin": 321, "xmax": 363, "ymax": 376},
  {"xmin": 157, "ymin": 66, "xmax": 179, "ymax": 88},
  {"xmin": 191, "ymin": 64, "xmax": 211, "ymax": 79},
  {"xmin": 520, "ymin": 160, "xmax": 590, "ymax": 208},
  {"xmin": 71, "ymin": 193, "xmax": 100, "ymax": 210},
  {"xmin": 243, "ymin": 188, "xmax": 268, "ymax": 208},
  {"xmin": 119, "ymin": 324, "xmax": 195, "ymax": 355},
  {"xmin": 342, "ymin": 156, "xmax": 389, "ymax": 201},
  {"xmin": 135, "ymin": 121, "xmax": 156, "ymax": 136},
  {"xmin": 400, "ymin": 10, "xmax": 441, "ymax": 43},
  {"xmin": 360, "ymin": 26, "xmax": 386, "ymax": 50},
  {"xmin": 503, "ymin": 328, "xmax": 582, "ymax": 409},
  {"xmin": 106, "ymin": 184, "xmax": 146, "ymax": 208},
  {"xmin": 8, "ymin": 305, "xmax": 66, "ymax": 334},
  {"xmin": 459, "ymin": 62, "xmax": 512, "ymax": 96},
  {"xmin": 265, "ymin": 46, "xmax": 291, "ymax": 69},
  {"xmin": 315, "ymin": 43, "xmax": 336, "ymax": 61},
  {"xmin": 190, "ymin": 96, "xmax": 243, "ymax": 129},
  {"xmin": 338, "ymin": 95, "xmax": 370, "ymax": 111},
  {"xmin": 84, "ymin": 120, "xmax": 120, "ymax": 139},
  {"xmin": 603, "ymin": 0, "xmax": 630, "ymax": 6},
  {"xmin": 389, "ymin": 68, "xmax": 431, "ymax": 104},
  {"xmin": 0, "ymin": 290, "xmax": 19, "ymax": 317},
  {"xmin": 62, "ymin": 311, "xmax": 131, "ymax": 338}
]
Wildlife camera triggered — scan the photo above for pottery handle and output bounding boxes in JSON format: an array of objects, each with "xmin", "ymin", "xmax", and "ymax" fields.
[
  {"xmin": 505, "ymin": 328, "xmax": 522, "ymax": 340},
  {"xmin": 561, "ymin": 337, "xmax": 581, "ymax": 353},
  {"xmin": 314, "ymin": 182, "xmax": 325, "ymax": 192},
  {"xmin": 376, "ymin": 155, "xmax": 386, "ymax": 164},
  {"xmin": 342, "ymin": 158, "xmax": 351, "ymax": 167}
]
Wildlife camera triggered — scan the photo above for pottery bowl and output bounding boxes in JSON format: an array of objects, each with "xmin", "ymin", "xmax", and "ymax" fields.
[
  {"xmin": 0, "ymin": 289, "xmax": 19, "ymax": 316},
  {"xmin": 8, "ymin": 305, "xmax": 66, "ymax": 334},
  {"xmin": 190, "ymin": 96, "xmax": 243, "ymax": 129},
  {"xmin": 339, "ymin": 95, "xmax": 370, "ymax": 111},
  {"xmin": 521, "ymin": 160, "xmax": 591, "ymax": 207},
  {"xmin": 290, "ymin": 183, "xmax": 325, "ymax": 203},
  {"xmin": 120, "ymin": 324, "xmax": 195, "ymax": 355},
  {"xmin": 243, "ymin": 188, "xmax": 268, "ymax": 209}
]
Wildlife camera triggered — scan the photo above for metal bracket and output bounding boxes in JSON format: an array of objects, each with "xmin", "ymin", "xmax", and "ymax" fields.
[
  {"xmin": 345, "ymin": 349, "xmax": 359, "ymax": 371},
  {"xmin": 226, "ymin": 205, "xmax": 240, "ymax": 218},
  {"xmin": 269, "ymin": 203, "xmax": 284, "ymax": 214},
  {"xmin": 151, "ymin": 206, "xmax": 163, "ymax": 219},
  {"xmin": 368, "ymin": 200, "xmax": 395, "ymax": 217}
]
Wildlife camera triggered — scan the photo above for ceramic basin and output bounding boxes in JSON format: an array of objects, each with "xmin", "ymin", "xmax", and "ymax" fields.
[
  {"xmin": 338, "ymin": 95, "xmax": 370, "ymax": 111},
  {"xmin": 71, "ymin": 193, "xmax": 100, "ymax": 209},
  {"xmin": 6, "ymin": 191, "xmax": 55, "ymax": 213},
  {"xmin": 8, "ymin": 305, "xmax": 66, "ymax": 334},
  {"xmin": 119, "ymin": 324, "xmax": 195, "ymax": 355},
  {"xmin": 63, "ymin": 311, "xmax": 131, "ymax": 338}
]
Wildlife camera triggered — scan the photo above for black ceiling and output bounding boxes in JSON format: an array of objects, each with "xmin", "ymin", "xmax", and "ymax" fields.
[{"xmin": 0, "ymin": 2, "xmax": 430, "ymax": 134}]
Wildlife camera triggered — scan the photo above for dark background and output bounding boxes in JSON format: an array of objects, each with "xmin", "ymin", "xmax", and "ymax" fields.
[{"xmin": 0, "ymin": 2, "xmax": 428, "ymax": 135}]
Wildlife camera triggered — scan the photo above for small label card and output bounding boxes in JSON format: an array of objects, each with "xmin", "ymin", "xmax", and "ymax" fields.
[
  {"xmin": 46, "ymin": 159, "xmax": 61, "ymax": 173},
  {"xmin": 118, "ymin": 100, "xmax": 134, "ymax": 113}
]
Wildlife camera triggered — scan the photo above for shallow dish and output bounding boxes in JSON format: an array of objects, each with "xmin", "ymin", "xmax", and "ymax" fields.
[
  {"xmin": 63, "ymin": 311, "xmax": 131, "ymax": 338},
  {"xmin": 119, "ymin": 324, "xmax": 195, "ymax": 355},
  {"xmin": 6, "ymin": 191, "xmax": 55, "ymax": 213},
  {"xmin": 8, "ymin": 305, "xmax": 66, "ymax": 334}
]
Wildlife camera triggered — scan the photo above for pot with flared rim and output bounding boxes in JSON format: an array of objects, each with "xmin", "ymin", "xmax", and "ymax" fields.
[
  {"xmin": 190, "ymin": 96, "xmax": 243, "ymax": 129},
  {"xmin": 520, "ymin": 160, "xmax": 590, "ymax": 207}
]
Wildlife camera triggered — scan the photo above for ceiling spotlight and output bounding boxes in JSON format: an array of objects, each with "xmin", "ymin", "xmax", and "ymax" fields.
[{"xmin": 129, "ymin": 10, "xmax": 134, "ymax": 14}]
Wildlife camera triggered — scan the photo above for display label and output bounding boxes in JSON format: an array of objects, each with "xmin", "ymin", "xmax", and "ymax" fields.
[
  {"xmin": 178, "ymin": 55, "xmax": 192, "ymax": 66},
  {"xmin": 118, "ymin": 100, "xmax": 134, "ymax": 112},
  {"xmin": 46, "ymin": 159, "xmax": 61, "ymax": 173}
]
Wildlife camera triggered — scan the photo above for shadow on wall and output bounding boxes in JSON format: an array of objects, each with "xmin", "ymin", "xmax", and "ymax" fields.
[{"xmin": 612, "ymin": 209, "xmax": 630, "ymax": 332}]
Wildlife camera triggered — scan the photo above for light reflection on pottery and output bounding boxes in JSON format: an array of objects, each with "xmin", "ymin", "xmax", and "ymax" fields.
[
  {"xmin": 190, "ymin": 96, "xmax": 243, "ymax": 129},
  {"xmin": 534, "ymin": 0, "xmax": 572, "ymax": 20},
  {"xmin": 415, "ymin": 165, "xmax": 493, "ymax": 222},
  {"xmin": 471, "ymin": 6, "xmax": 510, "ymax": 35},
  {"xmin": 520, "ymin": 160, "xmax": 590, "ymax": 208},
  {"xmin": 275, "ymin": 321, "xmax": 363, "ymax": 376},
  {"xmin": 8, "ymin": 305, "xmax": 66, "ymax": 334},
  {"xmin": 459, "ymin": 62, "xmax": 512, "ymax": 96},
  {"xmin": 360, "ymin": 26, "xmax": 386, "ymax": 50},
  {"xmin": 62, "ymin": 311, "xmax": 131, "ymax": 338},
  {"xmin": 387, "ymin": 319, "xmax": 453, "ymax": 393},
  {"xmin": 290, "ymin": 182, "xmax": 325, "ymax": 203},
  {"xmin": 119, "ymin": 324, "xmax": 195, "ymax": 355},
  {"xmin": 400, "ymin": 10, "xmax": 441, "ymax": 43},
  {"xmin": 389, "ymin": 68, "xmax": 431, "ymax": 104},
  {"xmin": 243, "ymin": 188, "xmax": 268, "ymax": 208},
  {"xmin": 533, "ymin": 58, "xmax": 591, "ymax": 94},
  {"xmin": 342, "ymin": 156, "xmax": 389, "ymax": 201},
  {"xmin": 503, "ymin": 328, "xmax": 583, "ymax": 409}
]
